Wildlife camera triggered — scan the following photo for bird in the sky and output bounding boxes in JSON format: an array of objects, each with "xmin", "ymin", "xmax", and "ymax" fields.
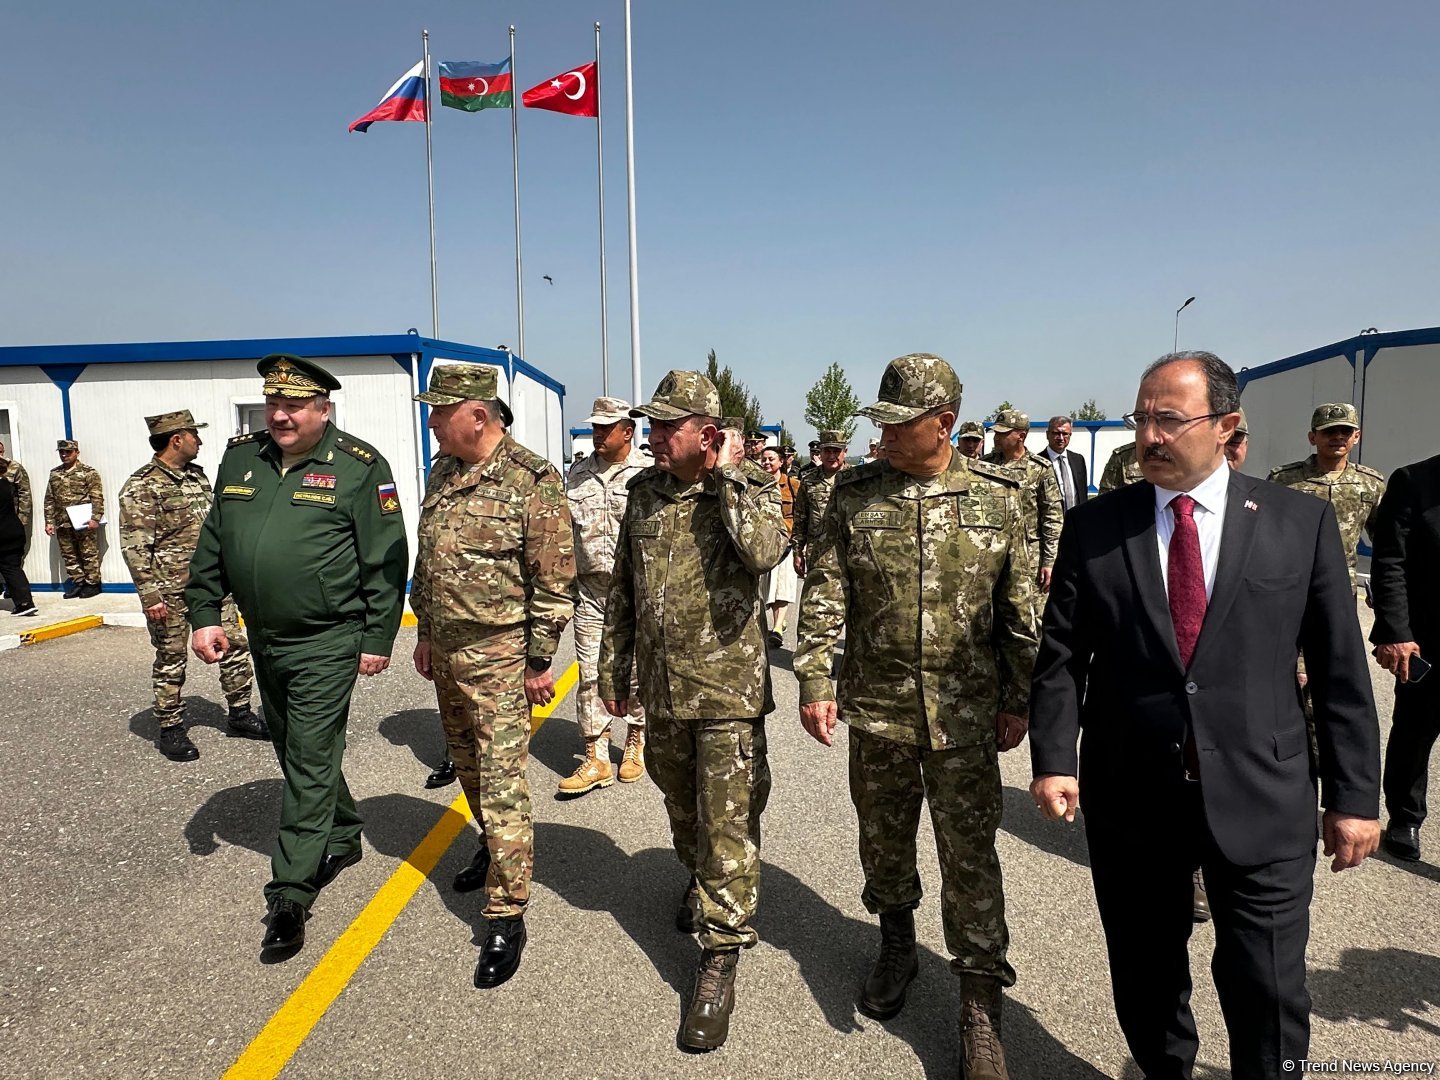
[{"xmin": 543, "ymin": 275, "xmax": 554, "ymax": 285}]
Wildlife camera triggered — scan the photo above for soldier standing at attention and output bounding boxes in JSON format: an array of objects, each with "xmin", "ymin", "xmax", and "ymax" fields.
[
  {"xmin": 791, "ymin": 429, "xmax": 848, "ymax": 579},
  {"xmin": 983, "ymin": 409, "xmax": 1064, "ymax": 591},
  {"xmin": 410, "ymin": 364, "xmax": 575, "ymax": 988},
  {"xmin": 187, "ymin": 354, "xmax": 408, "ymax": 957},
  {"xmin": 119, "ymin": 410, "xmax": 266, "ymax": 762},
  {"xmin": 795, "ymin": 354, "xmax": 1036, "ymax": 1080},
  {"xmin": 44, "ymin": 439, "xmax": 104, "ymax": 597},
  {"xmin": 600, "ymin": 371, "xmax": 787, "ymax": 1051},
  {"xmin": 559, "ymin": 396, "xmax": 647, "ymax": 796}
]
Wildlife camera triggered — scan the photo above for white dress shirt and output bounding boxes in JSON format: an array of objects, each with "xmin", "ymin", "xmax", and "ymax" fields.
[
  {"xmin": 1044, "ymin": 446, "xmax": 1076, "ymax": 510},
  {"xmin": 1154, "ymin": 461, "xmax": 1230, "ymax": 600}
]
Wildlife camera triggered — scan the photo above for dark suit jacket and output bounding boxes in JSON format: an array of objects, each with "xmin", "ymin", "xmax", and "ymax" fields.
[
  {"xmin": 1043, "ymin": 448, "xmax": 1089, "ymax": 508},
  {"xmin": 1369, "ymin": 453, "xmax": 1440, "ymax": 652},
  {"xmin": 1030, "ymin": 469, "xmax": 1380, "ymax": 866}
]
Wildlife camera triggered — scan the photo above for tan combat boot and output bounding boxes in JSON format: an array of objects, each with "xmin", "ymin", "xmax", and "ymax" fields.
[
  {"xmin": 618, "ymin": 725, "xmax": 646, "ymax": 783},
  {"xmin": 558, "ymin": 734, "xmax": 614, "ymax": 795},
  {"xmin": 959, "ymin": 977, "xmax": 1008, "ymax": 1079}
]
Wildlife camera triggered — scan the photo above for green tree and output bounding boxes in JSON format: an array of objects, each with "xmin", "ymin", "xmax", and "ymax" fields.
[
  {"xmin": 803, "ymin": 362, "xmax": 861, "ymax": 440},
  {"xmin": 985, "ymin": 400, "xmax": 1015, "ymax": 422},
  {"xmin": 1072, "ymin": 398, "xmax": 1107, "ymax": 421},
  {"xmin": 706, "ymin": 350, "xmax": 763, "ymax": 431}
]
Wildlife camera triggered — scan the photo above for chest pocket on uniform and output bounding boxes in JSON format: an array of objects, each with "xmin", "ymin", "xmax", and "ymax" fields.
[
  {"xmin": 460, "ymin": 495, "xmax": 522, "ymax": 556},
  {"xmin": 850, "ymin": 508, "xmax": 909, "ymax": 603}
]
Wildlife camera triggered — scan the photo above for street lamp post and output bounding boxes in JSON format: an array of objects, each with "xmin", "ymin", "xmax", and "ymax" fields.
[{"xmin": 1174, "ymin": 296, "xmax": 1196, "ymax": 352}]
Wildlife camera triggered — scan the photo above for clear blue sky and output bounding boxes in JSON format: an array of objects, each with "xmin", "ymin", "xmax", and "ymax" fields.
[{"xmin": 6, "ymin": 1, "xmax": 1439, "ymax": 439}]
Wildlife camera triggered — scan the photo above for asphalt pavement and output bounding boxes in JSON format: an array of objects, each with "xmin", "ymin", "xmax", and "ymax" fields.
[{"xmin": 0, "ymin": 609, "xmax": 1436, "ymax": 1079}]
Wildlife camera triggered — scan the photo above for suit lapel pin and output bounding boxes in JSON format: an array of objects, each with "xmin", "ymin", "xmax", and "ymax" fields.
[{"xmin": 1244, "ymin": 499, "xmax": 1259, "ymax": 511}]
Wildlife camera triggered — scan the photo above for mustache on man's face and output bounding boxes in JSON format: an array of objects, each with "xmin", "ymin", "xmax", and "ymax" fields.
[{"xmin": 1143, "ymin": 446, "xmax": 1172, "ymax": 463}]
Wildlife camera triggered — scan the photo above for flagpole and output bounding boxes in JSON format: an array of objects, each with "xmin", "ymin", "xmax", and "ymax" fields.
[
  {"xmin": 622, "ymin": 0, "xmax": 642, "ymax": 400},
  {"xmin": 510, "ymin": 25, "xmax": 526, "ymax": 362},
  {"xmin": 422, "ymin": 29, "xmax": 440, "ymax": 338},
  {"xmin": 595, "ymin": 22, "xmax": 610, "ymax": 396}
]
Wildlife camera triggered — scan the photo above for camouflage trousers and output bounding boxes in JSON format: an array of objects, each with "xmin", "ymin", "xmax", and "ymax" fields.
[
  {"xmin": 848, "ymin": 726, "xmax": 1015, "ymax": 986},
  {"xmin": 647, "ymin": 713, "xmax": 771, "ymax": 951},
  {"xmin": 147, "ymin": 593, "xmax": 252, "ymax": 728},
  {"xmin": 56, "ymin": 525, "xmax": 101, "ymax": 585},
  {"xmin": 430, "ymin": 625, "xmax": 533, "ymax": 919},
  {"xmin": 573, "ymin": 574, "xmax": 643, "ymax": 739}
]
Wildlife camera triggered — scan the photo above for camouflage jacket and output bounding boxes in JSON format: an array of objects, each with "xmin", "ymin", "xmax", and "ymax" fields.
[
  {"xmin": 795, "ymin": 451, "xmax": 1039, "ymax": 750},
  {"xmin": 118, "ymin": 457, "xmax": 214, "ymax": 606},
  {"xmin": 600, "ymin": 462, "xmax": 788, "ymax": 720},
  {"xmin": 1098, "ymin": 442, "xmax": 1144, "ymax": 494},
  {"xmin": 982, "ymin": 448, "xmax": 1064, "ymax": 569},
  {"xmin": 45, "ymin": 461, "xmax": 103, "ymax": 529},
  {"xmin": 1267, "ymin": 455, "xmax": 1385, "ymax": 586},
  {"xmin": 1, "ymin": 459, "xmax": 31, "ymax": 532},
  {"xmin": 412, "ymin": 435, "xmax": 576, "ymax": 657},
  {"xmin": 792, "ymin": 469, "xmax": 841, "ymax": 555},
  {"xmin": 565, "ymin": 447, "xmax": 648, "ymax": 588}
]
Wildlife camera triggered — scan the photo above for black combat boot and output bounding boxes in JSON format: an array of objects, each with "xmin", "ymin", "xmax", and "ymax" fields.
[
  {"xmin": 157, "ymin": 725, "xmax": 199, "ymax": 762},
  {"xmin": 227, "ymin": 705, "xmax": 269, "ymax": 740},
  {"xmin": 680, "ymin": 949, "xmax": 739, "ymax": 1050},
  {"xmin": 858, "ymin": 908, "xmax": 919, "ymax": 1020}
]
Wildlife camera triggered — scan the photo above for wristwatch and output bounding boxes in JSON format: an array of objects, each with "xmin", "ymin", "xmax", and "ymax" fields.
[{"xmin": 526, "ymin": 656, "xmax": 553, "ymax": 673}]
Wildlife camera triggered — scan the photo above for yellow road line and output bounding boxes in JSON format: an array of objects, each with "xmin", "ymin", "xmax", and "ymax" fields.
[
  {"xmin": 20, "ymin": 614, "xmax": 102, "ymax": 645},
  {"xmin": 224, "ymin": 660, "xmax": 578, "ymax": 1080}
]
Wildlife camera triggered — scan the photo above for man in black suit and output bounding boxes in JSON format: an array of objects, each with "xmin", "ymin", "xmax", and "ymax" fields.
[
  {"xmin": 1042, "ymin": 415, "xmax": 1089, "ymax": 511},
  {"xmin": 1029, "ymin": 351, "xmax": 1381, "ymax": 1080},
  {"xmin": 1369, "ymin": 453, "xmax": 1440, "ymax": 863}
]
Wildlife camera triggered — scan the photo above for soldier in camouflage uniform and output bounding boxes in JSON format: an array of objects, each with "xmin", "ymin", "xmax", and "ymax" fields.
[
  {"xmin": 957, "ymin": 419, "xmax": 985, "ymax": 460},
  {"xmin": 796, "ymin": 355, "xmax": 1037, "ymax": 1080},
  {"xmin": 44, "ymin": 439, "xmax": 104, "ymax": 597},
  {"xmin": 411, "ymin": 363, "xmax": 575, "ymax": 989},
  {"xmin": 559, "ymin": 395, "xmax": 648, "ymax": 796},
  {"xmin": 983, "ymin": 409, "xmax": 1064, "ymax": 592},
  {"xmin": 119, "ymin": 410, "xmax": 265, "ymax": 762},
  {"xmin": 600, "ymin": 371, "xmax": 787, "ymax": 1051},
  {"xmin": 791, "ymin": 428, "xmax": 848, "ymax": 579},
  {"xmin": 1098, "ymin": 440, "xmax": 1145, "ymax": 493}
]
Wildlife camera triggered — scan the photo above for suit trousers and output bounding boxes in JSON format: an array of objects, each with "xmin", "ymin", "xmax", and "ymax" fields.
[
  {"xmin": 1383, "ymin": 672, "xmax": 1440, "ymax": 829},
  {"xmin": 253, "ymin": 622, "xmax": 365, "ymax": 910},
  {"xmin": 0, "ymin": 549, "xmax": 33, "ymax": 610},
  {"xmin": 1085, "ymin": 782, "xmax": 1314, "ymax": 1080}
]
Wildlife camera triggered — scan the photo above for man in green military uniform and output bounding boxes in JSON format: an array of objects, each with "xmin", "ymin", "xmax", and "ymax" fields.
[
  {"xmin": 601, "ymin": 371, "xmax": 788, "ymax": 1051},
  {"xmin": 1098, "ymin": 440, "xmax": 1144, "ymax": 493},
  {"xmin": 44, "ymin": 439, "xmax": 104, "ymax": 597},
  {"xmin": 1268, "ymin": 402, "xmax": 1384, "ymax": 592},
  {"xmin": 187, "ymin": 354, "xmax": 408, "ymax": 956},
  {"xmin": 957, "ymin": 420, "xmax": 985, "ymax": 460},
  {"xmin": 119, "ymin": 410, "xmax": 265, "ymax": 762},
  {"xmin": 410, "ymin": 363, "xmax": 575, "ymax": 988},
  {"xmin": 983, "ymin": 408, "xmax": 1064, "ymax": 592},
  {"xmin": 791, "ymin": 428, "xmax": 848, "ymax": 579},
  {"xmin": 796, "ymin": 354, "xmax": 1036, "ymax": 1080}
]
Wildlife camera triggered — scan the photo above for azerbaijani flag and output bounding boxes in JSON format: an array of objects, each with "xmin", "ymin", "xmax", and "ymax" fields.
[
  {"xmin": 439, "ymin": 59, "xmax": 513, "ymax": 111},
  {"xmin": 348, "ymin": 61, "xmax": 427, "ymax": 133}
]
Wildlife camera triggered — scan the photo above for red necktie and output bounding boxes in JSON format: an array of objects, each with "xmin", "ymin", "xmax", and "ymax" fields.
[{"xmin": 1167, "ymin": 494, "xmax": 1206, "ymax": 669}]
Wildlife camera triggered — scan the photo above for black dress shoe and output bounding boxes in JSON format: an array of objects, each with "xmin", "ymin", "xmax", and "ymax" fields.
[
  {"xmin": 157, "ymin": 726, "xmax": 199, "ymax": 762},
  {"xmin": 227, "ymin": 707, "xmax": 270, "ymax": 740},
  {"xmin": 1192, "ymin": 868, "xmax": 1212, "ymax": 924},
  {"xmin": 1384, "ymin": 822, "xmax": 1421, "ymax": 862},
  {"xmin": 453, "ymin": 845, "xmax": 492, "ymax": 893},
  {"xmin": 425, "ymin": 759, "xmax": 458, "ymax": 789},
  {"xmin": 474, "ymin": 916, "xmax": 526, "ymax": 988},
  {"xmin": 262, "ymin": 898, "xmax": 306, "ymax": 951},
  {"xmin": 313, "ymin": 849, "xmax": 362, "ymax": 891}
]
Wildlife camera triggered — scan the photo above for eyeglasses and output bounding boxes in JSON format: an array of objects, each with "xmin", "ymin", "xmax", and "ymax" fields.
[{"xmin": 1122, "ymin": 411, "xmax": 1226, "ymax": 436}]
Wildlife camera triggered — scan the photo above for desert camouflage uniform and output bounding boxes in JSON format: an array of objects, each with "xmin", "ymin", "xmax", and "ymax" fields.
[
  {"xmin": 566, "ymin": 446, "xmax": 647, "ymax": 737},
  {"xmin": 2, "ymin": 458, "xmax": 32, "ymax": 540},
  {"xmin": 1098, "ymin": 441, "xmax": 1144, "ymax": 494},
  {"xmin": 45, "ymin": 460, "xmax": 104, "ymax": 585},
  {"xmin": 412, "ymin": 436, "xmax": 576, "ymax": 918},
  {"xmin": 795, "ymin": 448, "xmax": 1037, "ymax": 985},
  {"xmin": 600, "ymin": 458, "xmax": 788, "ymax": 951},
  {"xmin": 1267, "ymin": 455, "xmax": 1385, "ymax": 593},
  {"xmin": 119, "ymin": 457, "xmax": 252, "ymax": 727},
  {"xmin": 982, "ymin": 448, "xmax": 1064, "ymax": 570}
]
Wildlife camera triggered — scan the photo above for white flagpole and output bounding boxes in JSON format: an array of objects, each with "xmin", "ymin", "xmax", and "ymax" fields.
[
  {"xmin": 422, "ymin": 29, "xmax": 440, "ymax": 338},
  {"xmin": 622, "ymin": 0, "xmax": 642, "ymax": 400},
  {"xmin": 510, "ymin": 26, "xmax": 526, "ymax": 361},
  {"xmin": 595, "ymin": 22, "xmax": 610, "ymax": 396}
]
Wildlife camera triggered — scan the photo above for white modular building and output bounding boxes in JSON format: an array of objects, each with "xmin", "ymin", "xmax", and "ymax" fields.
[{"xmin": 0, "ymin": 333, "xmax": 565, "ymax": 591}]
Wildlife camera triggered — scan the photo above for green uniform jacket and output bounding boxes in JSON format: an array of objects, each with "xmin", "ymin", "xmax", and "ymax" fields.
[
  {"xmin": 1267, "ymin": 455, "xmax": 1386, "ymax": 586},
  {"xmin": 118, "ymin": 456, "xmax": 214, "ymax": 607},
  {"xmin": 981, "ymin": 448, "xmax": 1064, "ymax": 569},
  {"xmin": 44, "ymin": 461, "xmax": 103, "ymax": 528},
  {"xmin": 185, "ymin": 423, "xmax": 409, "ymax": 655},
  {"xmin": 1098, "ymin": 441, "xmax": 1144, "ymax": 494}
]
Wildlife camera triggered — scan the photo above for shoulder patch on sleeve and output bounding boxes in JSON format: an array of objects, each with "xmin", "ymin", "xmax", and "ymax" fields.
[
  {"xmin": 966, "ymin": 459, "xmax": 1023, "ymax": 489},
  {"xmin": 336, "ymin": 435, "xmax": 378, "ymax": 466}
]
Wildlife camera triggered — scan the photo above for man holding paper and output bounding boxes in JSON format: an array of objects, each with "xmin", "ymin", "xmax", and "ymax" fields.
[{"xmin": 44, "ymin": 439, "xmax": 104, "ymax": 598}]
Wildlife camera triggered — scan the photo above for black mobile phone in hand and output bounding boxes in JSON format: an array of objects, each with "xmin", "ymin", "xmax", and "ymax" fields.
[{"xmin": 1408, "ymin": 655, "xmax": 1432, "ymax": 684}]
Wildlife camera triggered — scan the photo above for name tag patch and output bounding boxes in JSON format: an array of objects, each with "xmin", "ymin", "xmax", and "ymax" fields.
[
  {"xmin": 473, "ymin": 486, "xmax": 514, "ymax": 503},
  {"xmin": 293, "ymin": 492, "xmax": 337, "ymax": 507},
  {"xmin": 853, "ymin": 509, "xmax": 903, "ymax": 529},
  {"xmin": 302, "ymin": 473, "xmax": 337, "ymax": 489},
  {"xmin": 221, "ymin": 485, "xmax": 256, "ymax": 499},
  {"xmin": 629, "ymin": 519, "xmax": 663, "ymax": 537},
  {"xmin": 377, "ymin": 482, "xmax": 401, "ymax": 515}
]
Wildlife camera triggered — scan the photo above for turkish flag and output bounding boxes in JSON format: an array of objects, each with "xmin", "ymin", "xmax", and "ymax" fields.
[{"xmin": 521, "ymin": 62, "xmax": 598, "ymax": 117}]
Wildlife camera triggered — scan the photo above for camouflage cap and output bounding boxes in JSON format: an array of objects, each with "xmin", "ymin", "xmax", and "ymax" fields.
[
  {"xmin": 1311, "ymin": 402, "xmax": 1359, "ymax": 431},
  {"xmin": 721, "ymin": 416, "xmax": 746, "ymax": 432},
  {"xmin": 584, "ymin": 396, "xmax": 633, "ymax": 426},
  {"xmin": 857, "ymin": 353, "xmax": 964, "ymax": 424},
  {"xmin": 630, "ymin": 370, "xmax": 722, "ymax": 422},
  {"xmin": 990, "ymin": 408, "xmax": 1030, "ymax": 434},
  {"xmin": 259, "ymin": 353, "xmax": 341, "ymax": 398},
  {"xmin": 414, "ymin": 363, "xmax": 500, "ymax": 406},
  {"xmin": 145, "ymin": 409, "xmax": 208, "ymax": 437},
  {"xmin": 817, "ymin": 429, "xmax": 847, "ymax": 450},
  {"xmin": 57, "ymin": 439, "xmax": 79, "ymax": 451},
  {"xmin": 1234, "ymin": 407, "xmax": 1249, "ymax": 436},
  {"xmin": 957, "ymin": 420, "xmax": 986, "ymax": 439}
]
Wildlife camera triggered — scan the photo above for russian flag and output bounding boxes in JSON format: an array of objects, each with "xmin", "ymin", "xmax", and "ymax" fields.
[{"xmin": 349, "ymin": 61, "xmax": 427, "ymax": 133}]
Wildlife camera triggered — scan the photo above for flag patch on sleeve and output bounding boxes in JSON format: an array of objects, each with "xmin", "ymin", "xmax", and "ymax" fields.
[{"xmin": 377, "ymin": 482, "xmax": 401, "ymax": 515}]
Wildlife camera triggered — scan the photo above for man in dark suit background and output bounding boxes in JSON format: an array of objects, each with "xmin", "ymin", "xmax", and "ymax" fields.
[
  {"xmin": 1028, "ymin": 351, "xmax": 1381, "ymax": 1080},
  {"xmin": 1369, "ymin": 453, "xmax": 1440, "ymax": 863},
  {"xmin": 1042, "ymin": 415, "xmax": 1089, "ymax": 511}
]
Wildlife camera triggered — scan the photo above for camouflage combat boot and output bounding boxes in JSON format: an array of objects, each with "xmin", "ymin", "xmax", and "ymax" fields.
[
  {"xmin": 858, "ymin": 909, "xmax": 919, "ymax": 1020},
  {"xmin": 558, "ymin": 733, "xmax": 614, "ymax": 795},
  {"xmin": 959, "ymin": 976, "xmax": 1008, "ymax": 1079},
  {"xmin": 617, "ymin": 725, "xmax": 646, "ymax": 783},
  {"xmin": 680, "ymin": 948, "xmax": 739, "ymax": 1050}
]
